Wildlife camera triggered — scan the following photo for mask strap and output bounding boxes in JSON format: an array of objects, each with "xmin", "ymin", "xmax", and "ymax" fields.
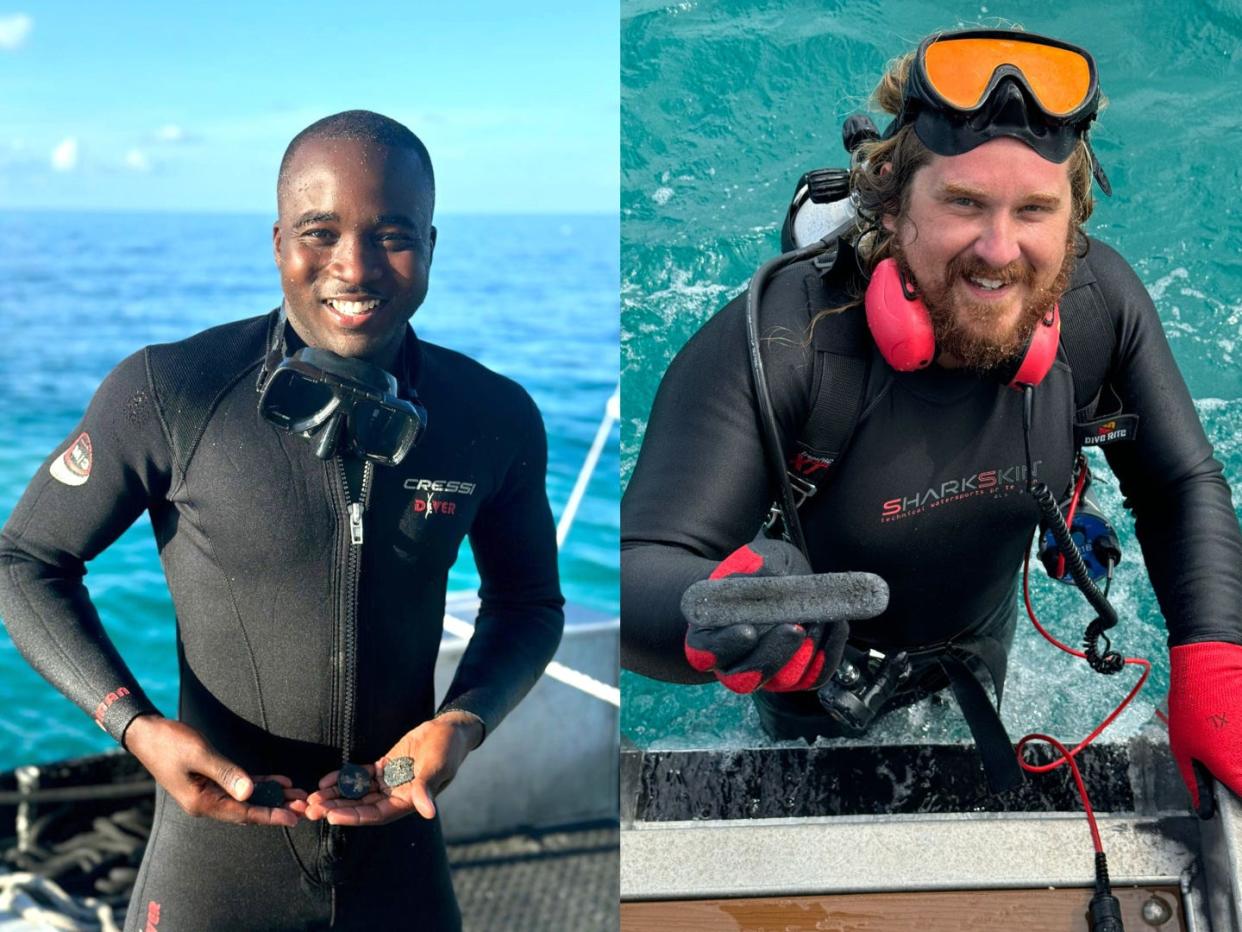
[
  {"xmin": 1083, "ymin": 134, "xmax": 1112, "ymax": 197},
  {"xmin": 257, "ymin": 305, "xmax": 293, "ymax": 392}
]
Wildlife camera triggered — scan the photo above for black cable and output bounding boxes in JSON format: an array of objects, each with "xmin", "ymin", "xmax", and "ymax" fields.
[
  {"xmin": 745, "ymin": 237, "xmax": 837, "ymax": 559},
  {"xmin": 1088, "ymin": 852, "xmax": 1126, "ymax": 930}
]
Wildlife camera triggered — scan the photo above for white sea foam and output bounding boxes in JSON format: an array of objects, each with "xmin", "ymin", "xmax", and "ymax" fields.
[{"xmin": 1147, "ymin": 267, "xmax": 1188, "ymax": 302}]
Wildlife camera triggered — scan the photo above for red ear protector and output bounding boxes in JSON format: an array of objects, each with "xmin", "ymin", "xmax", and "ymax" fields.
[{"xmin": 864, "ymin": 257, "xmax": 1059, "ymax": 389}]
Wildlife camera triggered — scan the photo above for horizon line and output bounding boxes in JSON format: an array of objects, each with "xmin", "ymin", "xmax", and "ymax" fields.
[{"xmin": 0, "ymin": 206, "xmax": 619, "ymax": 219}]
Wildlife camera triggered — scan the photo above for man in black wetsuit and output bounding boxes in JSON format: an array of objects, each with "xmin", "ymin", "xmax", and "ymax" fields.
[
  {"xmin": 0, "ymin": 111, "xmax": 564, "ymax": 929},
  {"xmin": 622, "ymin": 30, "xmax": 1242, "ymax": 808}
]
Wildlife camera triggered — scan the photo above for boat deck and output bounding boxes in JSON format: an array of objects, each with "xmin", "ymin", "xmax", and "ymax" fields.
[
  {"xmin": 621, "ymin": 735, "xmax": 1242, "ymax": 930},
  {"xmin": 450, "ymin": 821, "xmax": 618, "ymax": 931},
  {"xmin": 1, "ymin": 821, "xmax": 620, "ymax": 931}
]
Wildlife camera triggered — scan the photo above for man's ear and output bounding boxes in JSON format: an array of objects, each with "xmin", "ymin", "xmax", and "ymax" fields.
[
  {"xmin": 272, "ymin": 222, "xmax": 283, "ymax": 269},
  {"xmin": 427, "ymin": 225, "xmax": 437, "ymax": 265}
]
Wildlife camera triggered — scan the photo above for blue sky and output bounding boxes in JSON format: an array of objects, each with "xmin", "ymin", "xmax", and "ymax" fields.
[{"xmin": 0, "ymin": 3, "xmax": 619, "ymax": 213}]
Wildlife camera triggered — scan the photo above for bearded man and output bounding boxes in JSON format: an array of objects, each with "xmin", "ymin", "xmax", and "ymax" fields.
[{"xmin": 621, "ymin": 29, "xmax": 1242, "ymax": 809}]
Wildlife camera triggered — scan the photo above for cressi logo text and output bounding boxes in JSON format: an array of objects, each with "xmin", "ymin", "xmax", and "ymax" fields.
[{"xmin": 402, "ymin": 479, "xmax": 476, "ymax": 495}]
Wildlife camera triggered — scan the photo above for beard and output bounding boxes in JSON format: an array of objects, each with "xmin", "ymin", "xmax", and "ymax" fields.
[{"xmin": 893, "ymin": 235, "xmax": 1076, "ymax": 372}]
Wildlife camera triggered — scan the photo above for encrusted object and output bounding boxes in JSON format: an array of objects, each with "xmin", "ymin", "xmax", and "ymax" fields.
[
  {"xmin": 249, "ymin": 780, "xmax": 285, "ymax": 808},
  {"xmin": 337, "ymin": 762, "xmax": 372, "ymax": 800},
  {"xmin": 383, "ymin": 757, "xmax": 415, "ymax": 788}
]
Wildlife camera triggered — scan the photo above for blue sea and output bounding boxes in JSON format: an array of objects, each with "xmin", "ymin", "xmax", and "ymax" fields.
[
  {"xmin": 0, "ymin": 210, "xmax": 619, "ymax": 768},
  {"xmin": 621, "ymin": 1, "xmax": 1242, "ymax": 749}
]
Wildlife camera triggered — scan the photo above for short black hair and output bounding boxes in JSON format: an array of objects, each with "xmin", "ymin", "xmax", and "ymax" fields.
[{"xmin": 277, "ymin": 110, "xmax": 435, "ymax": 208}]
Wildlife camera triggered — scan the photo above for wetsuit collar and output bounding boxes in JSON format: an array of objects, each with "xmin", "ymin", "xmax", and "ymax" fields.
[{"xmin": 256, "ymin": 304, "xmax": 423, "ymax": 401}]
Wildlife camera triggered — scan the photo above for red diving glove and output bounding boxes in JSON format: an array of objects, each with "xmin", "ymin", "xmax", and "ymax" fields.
[
  {"xmin": 1168, "ymin": 641, "xmax": 1242, "ymax": 817},
  {"xmin": 681, "ymin": 537, "xmax": 887, "ymax": 694}
]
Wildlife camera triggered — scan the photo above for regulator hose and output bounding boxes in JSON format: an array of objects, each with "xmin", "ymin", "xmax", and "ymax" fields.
[{"xmin": 746, "ymin": 237, "xmax": 837, "ymax": 558}]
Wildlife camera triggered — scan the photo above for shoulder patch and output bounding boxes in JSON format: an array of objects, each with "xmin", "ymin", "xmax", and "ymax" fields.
[{"xmin": 50, "ymin": 432, "xmax": 93, "ymax": 486}]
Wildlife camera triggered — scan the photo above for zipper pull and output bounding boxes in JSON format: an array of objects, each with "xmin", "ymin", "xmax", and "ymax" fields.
[{"xmin": 348, "ymin": 502, "xmax": 365, "ymax": 546}]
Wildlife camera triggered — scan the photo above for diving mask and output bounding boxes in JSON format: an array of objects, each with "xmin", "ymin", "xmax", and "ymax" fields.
[
  {"xmin": 258, "ymin": 346, "xmax": 427, "ymax": 466},
  {"xmin": 884, "ymin": 29, "xmax": 1110, "ymax": 193}
]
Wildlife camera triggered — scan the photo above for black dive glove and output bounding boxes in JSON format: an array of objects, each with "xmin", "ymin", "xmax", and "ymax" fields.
[{"xmin": 681, "ymin": 536, "xmax": 888, "ymax": 694}]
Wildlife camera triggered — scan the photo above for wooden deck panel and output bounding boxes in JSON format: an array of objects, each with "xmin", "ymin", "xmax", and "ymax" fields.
[{"xmin": 621, "ymin": 885, "xmax": 1185, "ymax": 931}]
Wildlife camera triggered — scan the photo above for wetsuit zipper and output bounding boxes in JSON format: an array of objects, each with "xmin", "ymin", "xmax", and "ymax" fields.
[{"xmin": 334, "ymin": 457, "xmax": 374, "ymax": 766}]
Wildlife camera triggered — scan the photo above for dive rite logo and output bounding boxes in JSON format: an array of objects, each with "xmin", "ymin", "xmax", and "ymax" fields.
[
  {"xmin": 1089, "ymin": 420, "xmax": 1129, "ymax": 444},
  {"xmin": 1079, "ymin": 415, "xmax": 1137, "ymax": 447}
]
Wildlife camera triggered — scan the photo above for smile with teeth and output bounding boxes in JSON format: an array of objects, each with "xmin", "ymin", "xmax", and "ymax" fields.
[
  {"xmin": 967, "ymin": 276, "xmax": 1008, "ymax": 291},
  {"xmin": 325, "ymin": 298, "xmax": 384, "ymax": 316}
]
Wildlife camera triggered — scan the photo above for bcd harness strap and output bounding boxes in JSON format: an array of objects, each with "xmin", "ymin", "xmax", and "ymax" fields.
[{"xmin": 761, "ymin": 240, "xmax": 1124, "ymax": 793}]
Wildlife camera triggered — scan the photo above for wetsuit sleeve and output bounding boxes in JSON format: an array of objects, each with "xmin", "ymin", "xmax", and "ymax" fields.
[
  {"xmin": 438, "ymin": 391, "xmax": 565, "ymax": 739},
  {"xmin": 621, "ymin": 277, "xmax": 815, "ymax": 682},
  {"xmin": 0, "ymin": 349, "xmax": 171, "ymax": 745},
  {"xmin": 1089, "ymin": 243, "xmax": 1242, "ymax": 646}
]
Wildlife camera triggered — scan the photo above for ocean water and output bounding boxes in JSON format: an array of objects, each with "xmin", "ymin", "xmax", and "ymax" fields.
[
  {"xmin": 621, "ymin": 1, "xmax": 1242, "ymax": 750},
  {"xmin": 0, "ymin": 210, "xmax": 619, "ymax": 767}
]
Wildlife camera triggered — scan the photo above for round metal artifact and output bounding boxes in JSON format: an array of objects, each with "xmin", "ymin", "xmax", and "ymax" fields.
[
  {"xmin": 337, "ymin": 762, "xmax": 373, "ymax": 800},
  {"xmin": 249, "ymin": 780, "xmax": 285, "ymax": 808},
  {"xmin": 383, "ymin": 756, "xmax": 415, "ymax": 788}
]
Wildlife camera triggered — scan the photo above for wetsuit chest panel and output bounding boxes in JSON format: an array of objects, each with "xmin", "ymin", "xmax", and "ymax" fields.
[
  {"xmin": 802, "ymin": 363, "xmax": 1076, "ymax": 647},
  {"xmin": 159, "ymin": 381, "xmax": 343, "ymax": 744},
  {"xmin": 352, "ymin": 453, "xmax": 488, "ymax": 757},
  {"xmin": 349, "ymin": 386, "xmax": 523, "ymax": 759}
]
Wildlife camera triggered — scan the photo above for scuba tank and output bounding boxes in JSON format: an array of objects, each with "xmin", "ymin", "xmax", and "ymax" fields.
[
  {"xmin": 780, "ymin": 167, "xmax": 853, "ymax": 252},
  {"xmin": 778, "ymin": 114, "xmax": 879, "ymax": 253}
]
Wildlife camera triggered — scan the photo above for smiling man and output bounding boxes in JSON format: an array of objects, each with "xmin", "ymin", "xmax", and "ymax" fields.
[
  {"xmin": 0, "ymin": 111, "xmax": 564, "ymax": 930},
  {"xmin": 622, "ymin": 31, "xmax": 1242, "ymax": 810}
]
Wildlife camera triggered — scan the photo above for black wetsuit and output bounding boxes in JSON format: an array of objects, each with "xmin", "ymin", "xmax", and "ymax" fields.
[
  {"xmin": 622, "ymin": 238, "xmax": 1242, "ymax": 732},
  {"xmin": 0, "ymin": 309, "xmax": 564, "ymax": 930}
]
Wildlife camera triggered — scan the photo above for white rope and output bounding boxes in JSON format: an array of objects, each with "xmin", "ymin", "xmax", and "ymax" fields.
[
  {"xmin": 0, "ymin": 871, "xmax": 120, "ymax": 931},
  {"xmin": 443, "ymin": 615, "xmax": 619, "ymax": 708},
  {"xmin": 556, "ymin": 385, "xmax": 620, "ymax": 549},
  {"xmin": 440, "ymin": 387, "xmax": 622, "ymax": 709}
]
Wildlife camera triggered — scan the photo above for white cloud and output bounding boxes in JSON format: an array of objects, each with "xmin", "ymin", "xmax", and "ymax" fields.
[
  {"xmin": 156, "ymin": 123, "xmax": 184, "ymax": 142},
  {"xmin": 0, "ymin": 14, "xmax": 31, "ymax": 51},
  {"xmin": 51, "ymin": 137, "xmax": 77, "ymax": 171},
  {"xmin": 124, "ymin": 148, "xmax": 149, "ymax": 171}
]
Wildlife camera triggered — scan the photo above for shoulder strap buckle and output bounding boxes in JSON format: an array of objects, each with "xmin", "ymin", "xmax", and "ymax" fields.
[{"xmin": 763, "ymin": 472, "xmax": 819, "ymax": 537}]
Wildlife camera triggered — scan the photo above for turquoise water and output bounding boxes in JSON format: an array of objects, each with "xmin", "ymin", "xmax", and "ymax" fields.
[
  {"xmin": 621, "ymin": 1, "xmax": 1242, "ymax": 749},
  {"xmin": 0, "ymin": 211, "xmax": 619, "ymax": 767}
]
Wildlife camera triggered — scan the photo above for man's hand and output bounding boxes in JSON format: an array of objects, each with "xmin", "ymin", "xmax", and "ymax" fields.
[
  {"xmin": 304, "ymin": 711, "xmax": 483, "ymax": 826},
  {"xmin": 123, "ymin": 715, "xmax": 307, "ymax": 827},
  {"xmin": 1168, "ymin": 641, "xmax": 1242, "ymax": 818},
  {"xmin": 682, "ymin": 536, "xmax": 885, "ymax": 694}
]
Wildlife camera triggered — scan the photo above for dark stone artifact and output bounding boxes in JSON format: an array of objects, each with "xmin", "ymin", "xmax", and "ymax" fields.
[
  {"xmin": 337, "ymin": 762, "xmax": 372, "ymax": 800},
  {"xmin": 249, "ymin": 780, "xmax": 286, "ymax": 808}
]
